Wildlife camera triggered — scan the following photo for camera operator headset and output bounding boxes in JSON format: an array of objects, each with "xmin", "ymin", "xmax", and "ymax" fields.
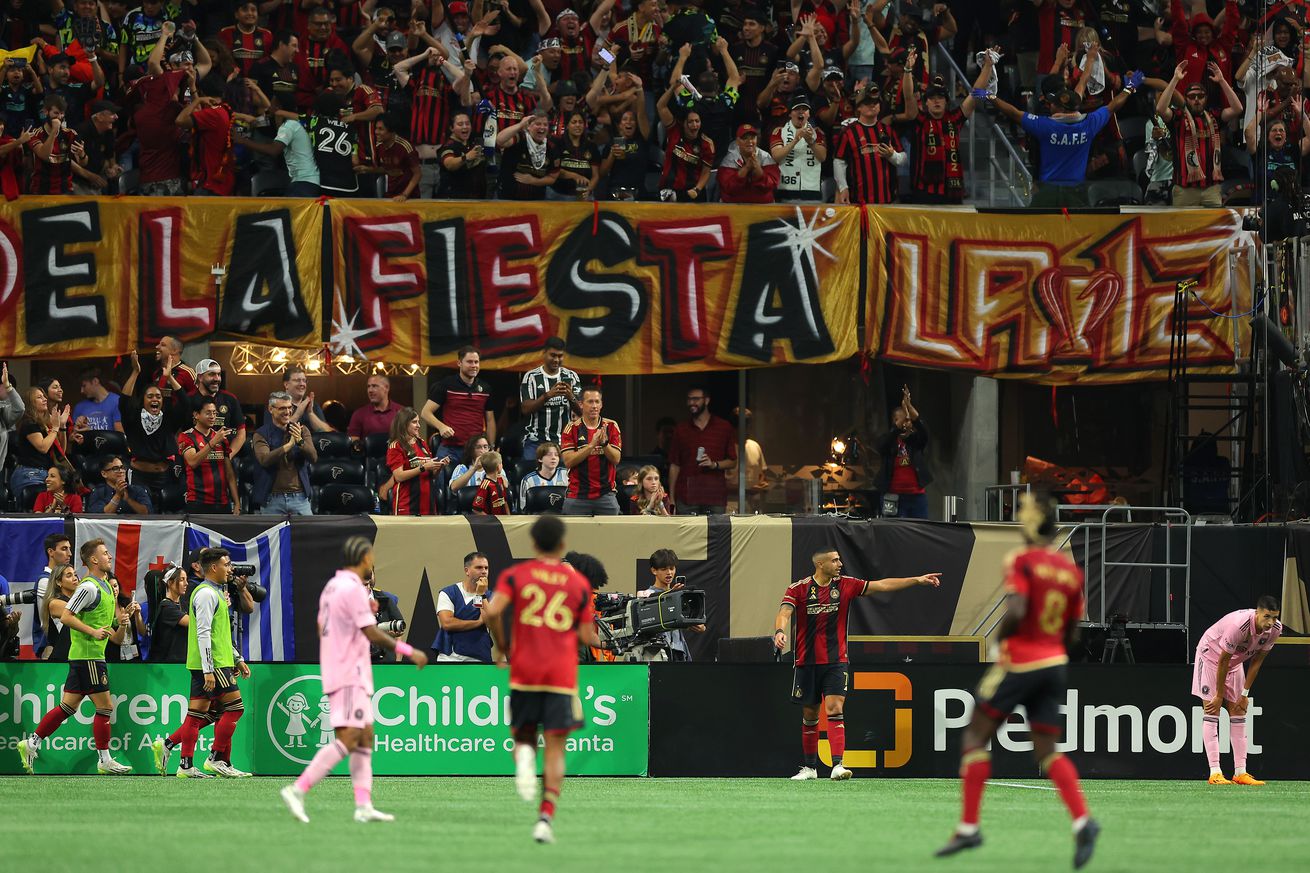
[{"xmin": 365, "ymin": 570, "xmax": 407, "ymax": 661}]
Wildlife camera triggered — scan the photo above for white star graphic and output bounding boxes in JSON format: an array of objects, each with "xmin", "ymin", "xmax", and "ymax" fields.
[
  {"xmin": 764, "ymin": 206, "xmax": 842, "ymax": 291},
  {"xmin": 330, "ymin": 294, "xmax": 377, "ymax": 361}
]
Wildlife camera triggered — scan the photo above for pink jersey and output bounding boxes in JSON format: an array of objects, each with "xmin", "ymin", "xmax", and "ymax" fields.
[
  {"xmin": 1195, "ymin": 609, "xmax": 1282, "ymax": 670},
  {"xmin": 318, "ymin": 569, "xmax": 377, "ymax": 695}
]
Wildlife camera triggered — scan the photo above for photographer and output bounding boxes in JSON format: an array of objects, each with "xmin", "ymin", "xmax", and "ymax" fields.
[
  {"xmin": 187, "ymin": 548, "xmax": 260, "ymax": 658},
  {"xmin": 365, "ymin": 570, "xmax": 406, "ymax": 662},
  {"xmin": 105, "ymin": 575, "xmax": 147, "ymax": 662},
  {"xmin": 432, "ymin": 552, "xmax": 493, "ymax": 663},
  {"xmin": 0, "ymin": 572, "xmax": 23, "ymax": 661},
  {"xmin": 637, "ymin": 549, "xmax": 705, "ymax": 661}
]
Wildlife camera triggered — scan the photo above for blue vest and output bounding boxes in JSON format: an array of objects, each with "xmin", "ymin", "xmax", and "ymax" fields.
[
  {"xmin": 432, "ymin": 583, "xmax": 493, "ymax": 663},
  {"xmin": 251, "ymin": 421, "xmax": 313, "ymax": 505}
]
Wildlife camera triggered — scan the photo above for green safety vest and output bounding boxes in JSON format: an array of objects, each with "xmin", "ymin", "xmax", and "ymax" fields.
[
  {"xmin": 68, "ymin": 576, "xmax": 117, "ymax": 662},
  {"xmin": 187, "ymin": 581, "xmax": 235, "ymax": 671}
]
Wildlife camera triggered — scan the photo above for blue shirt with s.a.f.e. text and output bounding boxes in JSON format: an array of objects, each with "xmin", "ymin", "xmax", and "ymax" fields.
[{"xmin": 1020, "ymin": 107, "xmax": 1111, "ymax": 186}]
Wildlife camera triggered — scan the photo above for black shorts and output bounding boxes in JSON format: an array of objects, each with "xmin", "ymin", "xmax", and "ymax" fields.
[
  {"xmin": 510, "ymin": 690, "xmax": 583, "ymax": 735},
  {"xmin": 189, "ymin": 667, "xmax": 239, "ymax": 700},
  {"xmin": 791, "ymin": 662, "xmax": 849, "ymax": 706},
  {"xmin": 974, "ymin": 663, "xmax": 1068, "ymax": 735},
  {"xmin": 65, "ymin": 660, "xmax": 109, "ymax": 695}
]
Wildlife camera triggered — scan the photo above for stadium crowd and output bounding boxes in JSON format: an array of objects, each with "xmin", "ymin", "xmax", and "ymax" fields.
[{"xmin": 0, "ymin": 0, "xmax": 1301, "ymax": 208}]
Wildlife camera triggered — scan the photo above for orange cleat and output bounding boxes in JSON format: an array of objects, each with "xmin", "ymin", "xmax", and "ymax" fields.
[
  {"xmin": 1233, "ymin": 773, "xmax": 1265, "ymax": 786},
  {"xmin": 1207, "ymin": 773, "xmax": 1233, "ymax": 785}
]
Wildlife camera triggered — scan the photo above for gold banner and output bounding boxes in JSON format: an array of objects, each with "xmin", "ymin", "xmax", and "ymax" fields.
[
  {"xmin": 0, "ymin": 197, "xmax": 323, "ymax": 359},
  {"xmin": 327, "ymin": 200, "xmax": 862, "ymax": 374},
  {"xmin": 865, "ymin": 207, "xmax": 1257, "ymax": 384}
]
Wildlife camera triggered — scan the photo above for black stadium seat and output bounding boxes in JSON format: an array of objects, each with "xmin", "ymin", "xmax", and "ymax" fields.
[
  {"xmin": 522, "ymin": 486, "xmax": 567, "ymax": 514},
  {"xmin": 364, "ymin": 432, "xmax": 389, "ymax": 459},
  {"xmin": 78, "ymin": 429, "xmax": 128, "ymax": 458},
  {"xmin": 317, "ymin": 484, "xmax": 376, "ymax": 514},
  {"xmin": 16, "ymin": 483, "xmax": 43, "ymax": 513},
  {"xmin": 309, "ymin": 460, "xmax": 366, "ymax": 487},
  {"xmin": 451, "ymin": 485, "xmax": 478, "ymax": 514},
  {"xmin": 312, "ymin": 431, "xmax": 353, "ymax": 459}
]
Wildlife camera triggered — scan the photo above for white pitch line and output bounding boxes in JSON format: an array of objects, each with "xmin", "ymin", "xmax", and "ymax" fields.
[{"xmin": 986, "ymin": 781, "xmax": 1058, "ymax": 791}]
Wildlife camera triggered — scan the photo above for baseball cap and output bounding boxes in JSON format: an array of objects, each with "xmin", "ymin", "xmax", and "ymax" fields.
[
  {"xmin": 197, "ymin": 358, "xmax": 222, "ymax": 375},
  {"xmin": 856, "ymin": 86, "xmax": 881, "ymax": 105},
  {"xmin": 736, "ymin": 122, "xmax": 759, "ymax": 137},
  {"xmin": 186, "ymin": 548, "xmax": 205, "ymax": 570},
  {"xmin": 90, "ymin": 99, "xmax": 121, "ymax": 115},
  {"xmin": 385, "ymin": 31, "xmax": 407, "ymax": 51},
  {"xmin": 780, "ymin": 60, "xmax": 800, "ymax": 73},
  {"xmin": 557, "ymin": 79, "xmax": 579, "ymax": 97},
  {"xmin": 540, "ymin": 37, "xmax": 561, "ymax": 50},
  {"xmin": 448, "ymin": 0, "xmax": 468, "ymax": 12},
  {"xmin": 556, "ymin": 7, "xmax": 578, "ymax": 19},
  {"xmin": 1184, "ymin": 81, "xmax": 1207, "ymax": 95},
  {"xmin": 789, "ymin": 93, "xmax": 811, "ymax": 109},
  {"xmin": 822, "ymin": 65, "xmax": 844, "ymax": 80},
  {"xmin": 924, "ymin": 82, "xmax": 947, "ymax": 99}
]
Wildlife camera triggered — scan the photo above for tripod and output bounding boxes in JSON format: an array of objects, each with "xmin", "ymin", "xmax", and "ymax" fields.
[{"xmin": 1102, "ymin": 621, "xmax": 1135, "ymax": 664}]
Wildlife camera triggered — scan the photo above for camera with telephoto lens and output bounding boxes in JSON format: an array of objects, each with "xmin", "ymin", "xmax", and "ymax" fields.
[
  {"xmin": 378, "ymin": 619, "xmax": 406, "ymax": 634},
  {"xmin": 0, "ymin": 590, "xmax": 37, "ymax": 608},
  {"xmin": 229, "ymin": 565, "xmax": 269, "ymax": 602}
]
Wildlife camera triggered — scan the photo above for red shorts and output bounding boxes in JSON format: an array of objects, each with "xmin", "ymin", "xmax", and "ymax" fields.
[
  {"xmin": 328, "ymin": 686, "xmax": 373, "ymax": 730},
  {"xmin": 1191, "ymin": 657, "xmax": 1244, "ymax": 702}
]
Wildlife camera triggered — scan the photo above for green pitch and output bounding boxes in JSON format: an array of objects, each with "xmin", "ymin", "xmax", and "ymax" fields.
[{"xmin": 4, "ymin": 776, "xmax": 1305, "ymax": 872}]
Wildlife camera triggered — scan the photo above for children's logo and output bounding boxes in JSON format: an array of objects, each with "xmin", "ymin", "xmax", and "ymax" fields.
[{"xmin": 267, "ymin": 674, "xmax": 331, "ymax": 765}]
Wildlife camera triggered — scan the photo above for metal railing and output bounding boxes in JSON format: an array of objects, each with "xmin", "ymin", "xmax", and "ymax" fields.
[{"xmin": 933, "ymin": 45, "xmax": 1032, "ymax": 207}]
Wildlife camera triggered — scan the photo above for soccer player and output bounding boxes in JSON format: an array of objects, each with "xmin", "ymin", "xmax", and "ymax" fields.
[
  {"xmin": 18, "ymin": 539, "xmax": 132, "ymax": 775},
  {"xmin": 281, "ymin": 536, "xmax": 428, "ymax": 824},
  {"xmin": 773, "ymin": 550, "xmax": 940, "ymax": 780},
  {"xmin": 936, "ymin": 494, "xmax": 1100, "ymax": 868},
  {"xmin": 484, "ymin": 515, "xmax": 601, "ymax": 844},
  {"xmin": 1192, "ymin": 596, "xmax": 1282, "ymax": 785},
  {"xmin": 154, "ymin": 548, "xmax": 251, "ymax": 778}
]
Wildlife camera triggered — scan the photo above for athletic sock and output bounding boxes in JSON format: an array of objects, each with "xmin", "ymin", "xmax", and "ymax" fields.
[
  {"xmin": 1044, "ymin": 753, "xmax": 1089, "ymax": 821},
  {"xmin": 179, "ymin": 710, "xmax": 208, "ymax": 767},
  {"xmin": 1230, "ymin": 717, "xmax": 1248, "ymax": 775},
  {"xmin": 828, "ymin": 714, "xmax": 846, "ymax": 766},
  {"xmin": 801, "ymin": 718, "xmax": 819, "ymax": 768},
  {"xmin": 1203, "ymin": 715, "xmax": 1221, "ymax": 774},
  {"xmin": 960, "ymin": 749, "xmax": 991, "ymax": 828},
  {"xmin": 92, "ymin": 709, "xmax": 112, "ymax": 752},
  {"xmin": 349, "ymin": 746, "xmax": 374, "ymax": 807},
  {"xmin": 213, "ymin": 703, "xmax": 244, "ymax": 764},
  {"xmin": 296, "ymin": 739, "xmax": 349, "ymax": 793},
  {"xmin": 539, "ymin": 787, "xmax": 559, "ymax": 823},
  {"xmin": 34, "ymin": 702, "xmax": 76, "ymax": 742}
]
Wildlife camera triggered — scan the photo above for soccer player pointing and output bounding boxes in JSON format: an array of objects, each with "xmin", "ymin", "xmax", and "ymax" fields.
[
  {"xmin": 1192, "ymin": 597, "xmax": 1281, "ymax": 785},
  {"xmin": 774, "ymin": 549, "xmax": 940, "ymax": 780},
  {"xmin": 282, "ymin": 537, "xmax": 428, "ymax": 824},
  {"xmin": 936, "ymin": 494, "xmax": 1099, "ymax": 869}
]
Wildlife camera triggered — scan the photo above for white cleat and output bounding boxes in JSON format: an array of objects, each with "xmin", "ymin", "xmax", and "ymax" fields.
[
  {"xmin": 209, "ymin": 760, "xmax": 250, "ymax": 778},
  {"xmin": 176, "ymin": 766, "xmax": 214, "ymax": 779},
  {"xmin": 97, "ymin": 757, "xmax": 133, "ymax": 775},
  {"xmin": 17, "ymin": 736, "xmax": 38, "ymax": 774},
  {"xmin": 790, "ymin": 766, "xmax": 819, "ymax": 781},
  {"xmin": 515, "ymin": 744, "xmax": 537, "ymax": 802},
  {"xmin": 152, "ymin": 738, "xmax": 172, "ymax": 775},
  {"xmin": 281, "ymin": 785, "xmax": 310, "ymax": 823},
  {"xmin": 830, "ymin": 764, "xmax": 853, "ymax": 780},
  {"xmin": 354, "ymin": 805, "xmax": 396, "ymax": 823},
  {"xmin": 532, "ymin": 820, "xmax": 555, "ymax": 844}
]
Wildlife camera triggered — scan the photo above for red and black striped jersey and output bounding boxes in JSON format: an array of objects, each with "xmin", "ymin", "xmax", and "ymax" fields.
[
  {"xmin": 344, "ymin": 82, "xmax": 383, "ymax": 160},
  {"xmin": 386, "ymin": 437, "xmax": 436, "ymax": 516},
  {"xmin": 177, "ymin": 427, "xmax": 232, "ymax": 507},
  {"xmin": 26, "ymin": 126, "xmax": 79, "ymax": 194},
  {"xmin": 556, "ymin": 26, "xmax": 596, "ymax": 80},
  {"xmin": 407, "ymin": 64, "xmax": 455, "ymax": 146},
  {"xmin": 782, "ymin": 575, "xmax": 868, "ymax": 666},
  {"xmin": 561, "ymin": 417, "xmax": 622, "ymax": 500},
  {"xmin": 295, "ymin": 34, "xmax": 350, "ymax": 107},
  {"xmin": 482, "ymin": 85, "xmax": 536, "ymax": 131},
  {"xmin": 834, "ymin": 119, "xmax": 900, "ymax": 204},
  {"xmin": 218, "ymin": 25, "xmax": 272, "ymax": 75},
  {"xmin": 660, "ymin": 124, "xmax": 714, "ymax": 191}
]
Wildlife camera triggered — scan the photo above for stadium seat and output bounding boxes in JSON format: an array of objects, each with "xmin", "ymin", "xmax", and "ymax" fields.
[
  {"xmin": 77, "ymin": 455, "xmax": 108, "ymax": 488},
  {"xmin": 618, "ymin": 483, "xmax": 637, "ymax": 506},
  {"xmin": 77, "ymin": 429, "xmax": 128, "ymax": 458},
  {"xmin": 312, "ymin": 431, "xmax": 354, "ymax": 458},
  {"xmin": 309, "ymin": 460, "xmax": 366, "ymax": 488},
  {"xmin": 522, "ymin": 486, "xmax": 567, "ymax": 514},
  {"xmin": 238, "ymin": 455, "xmax": 261, "ymax": 513},
  {"xmin": 364, "ymin": 456, "xmax": 391, "ymax": 490},
  {"xmin": 0, "ymin": 479, "xmax": 8, "ymax": 511},
  {"xmin": 157, "ymin": 480, "xmax": 186, "ymax": 515},
  {"xmin": 364, "ymin": 432, "xmax": 389, "ymax": 459},
  {"xmin": 317, "ymin": 484, "xmax": 376, "ymax": 514},
  {"xmin": 16, "ymin": 483, "xmax": 43, "ymax": 512},
  {"xmin": 451, "ymin": 485, "xmax": 479, "ymax": 514}
]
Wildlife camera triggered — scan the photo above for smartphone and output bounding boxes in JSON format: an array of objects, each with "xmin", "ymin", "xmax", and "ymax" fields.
[
  {"xmin": 674, "ymin": 575, "xmax": 687, "ymax": 587},
  {"xmin": 696, "ymin": 446, "xmax": 707, "ymax": 461},
  {"xmin": 599, "ymin": 47, "xmax": 615, "ymax": 65},
  {"xmin": 10, "ymin": 58, "xmax": 26, "ymax": 68}
]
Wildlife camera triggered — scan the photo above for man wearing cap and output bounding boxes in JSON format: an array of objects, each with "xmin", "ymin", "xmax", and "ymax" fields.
[
  {"xmin": 432, "ymin": 0, "xmax": 472, "ymax": 60},
  {"xmin": 219, "ymin": 2, "xmax": 272, "ymax": 76},
  {"xmin": 814, "ymin": 65, "xmax": 855, "ymax": 128},
  {"xmin": 43, "ymin": 51, "xmax": 103, "ymax": 123},
  {"xmin": 987, "ymin": 54, "xmax": 1139, "ymax": 207},
  {"xmin": 878, "ymin": 46, "xmax": 922, "ymax": 124},
  {"xmin": 1168, "ymin": 0, "xmax": 1239, "ymax": 98},
  {"xmin": 72, "ymin": 99, "xmax": 123, "ymax": 195},
  {"xmin": 192, "ymin": 359, "xmax": 248, "ymax": 459},
  {"xmin": 718, "ymin": 122, "xmax": 781, "ymax": 202},
  {"xmin": 351, "ymin": 14, "xmax": 409, "ymax": 113},
  {"xmin": 524, "ymin": 38, "xmax": 564, "ymax": 92},
  {"xmin": 770, "ymin": 93, "xmax": 826, "ymax": 201},
  {"xmin": 757, "ymin": 58, "xmax": 803, "ymax": 136},
  {"xmin": 834, "ymin": 83, "xmax": 908, "ymax": 205},
  {"xmin": 553, "ymin": 5, "xmax": 609, "ymax": 81},
  {"xmin": 1155, "ymin": 59, "xmax": 1242, "ymax": 207},
  {"xmin": 908, "ymin": 56, "xmax": 993, "ymax": 204},
  {"xmin": 730, "ymin": 7, "xmax": 780, "ymax": 111}
]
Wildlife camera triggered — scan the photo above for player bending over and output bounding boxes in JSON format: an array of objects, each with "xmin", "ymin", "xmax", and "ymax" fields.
[
  {"xmin": 774, "ymin": 549, "xmax": 940, "ymax": 780},
  {"xmin": 484, "ymin": 515, "xmax": 601, "ymax": 844},
  {"xmin": 1193, "ymin": 596, "xmax": 1281, "ymax": 785},
  {"xmin": 19, "ymin": 539, "xmax": 132, "ymax": 775},
  {"xmin": 936, "ymin": 494, "xmax": 1099, "ymax": 869},
  {"xmin": 281, "ymin": 536, "xmax": 428, "ymax": 824},
  {"xmin": 155, "ymin": 549, "xmax": 251, "ymax": 778}
]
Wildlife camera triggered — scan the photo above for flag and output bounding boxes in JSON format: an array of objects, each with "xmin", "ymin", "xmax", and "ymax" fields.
[
  {"xmin": 74, "ymin": 518, "xmax": 186, "ymax": 599},
  {"xmin": 186, "ymin": 521, "xmax": 295, "ymax": 661},
  {"xmin": 0, "ymin": 518, "xmax": 66, "ymax": 658}
]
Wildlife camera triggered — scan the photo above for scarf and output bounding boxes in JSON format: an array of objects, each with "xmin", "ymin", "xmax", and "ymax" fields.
[
  {"xmin": 141, "ymin": 407, "xmax": 164, "ymax": 436},
  {"xmin": 525, "ymin": 134, "xmax": 547, "ymax": 170},
  {"xmin": 921, "ymin": 114, "xmax": 962, "ymax": 189},
  {"xmin": 1181, "ymin": 108, "xmax": 1223, "ymax": 185},
  {"xmin": 1078, "ymin": 49, "xmax": 1105, "ymax": 96}
]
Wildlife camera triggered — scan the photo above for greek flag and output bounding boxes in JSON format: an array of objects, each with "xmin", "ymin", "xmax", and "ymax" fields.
[{"xmin": 185, "ymin": 521, "xmax": 295, "ymax": 661}]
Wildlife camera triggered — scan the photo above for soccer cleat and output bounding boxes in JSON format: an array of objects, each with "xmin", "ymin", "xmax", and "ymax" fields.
[
  {"xmin": 1073, "ymin": 818, "xmax": 1101, "ymax": 869},
  {"xmin": 515, "ymin": 745, "xmax": 537, "ymax": 802},
  {"xmin": 17, "ymin": 736, "xmax": 38, "ymax": 774},
  {"xmin": 354, "ymin": 805, "xmax": 396, "ymax": 823},
  {"xmin": 152, "ymin": 739, "xmax": 172, "ymax": 776},
  {"xmin": 176, "ymin": 766, "xmax": 214, "ymax": 779},
  {"xmin": 532, "ymin": 820, "xmax": 555, "ymax": 844},
  {"xmin": 1207, "ymin": 772, "xmax": 1232, "ymax": 785},
  {"xmin": 209, "ymin": 760, "xmax": 249, "ymax": 778},
  {"xmin": 281, "ymin": 785, "xmax": 310, "ymax": 823},
  {"xmin": 97, "ymin": 757, "xmax": 133, "ymax": 775},
  {"xmin": 829, "ymin": 764, "xmax": 853, "ymax": 780},
  {"xmin": 934, "ymin": 830, "xmax": 983, "ymax": 857},
  {"xmin": 789, "ymin": 766, "xmax": 818, "ymax": 781},
  {"xmin": 1233, "ymin": 773, "xmax": 1265, "ymax": 786}
]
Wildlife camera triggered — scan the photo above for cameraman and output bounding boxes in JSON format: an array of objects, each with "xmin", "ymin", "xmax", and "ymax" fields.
[
  {"xmin": 365, "ymin": 570, "xmax": 406, "ymax": 662},
  {"xmin": 187, "ymin": 549, "xmax": 259, "ymax": 658},
  {"xmin": 637, "ymin": 549, "xmax": 705, "ymax": 661},
  {"xmin": 432, "ymin": 552, "xmax": 493, "ymax": 663},
  {"xmin": 0, "ymin": 572, "xmax": 23, "ymax": 661}
]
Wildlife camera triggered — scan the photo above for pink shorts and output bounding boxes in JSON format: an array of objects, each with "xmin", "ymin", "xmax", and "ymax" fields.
[
  {"xmin": 1191, "ymin": 657, "xmax": 1245, "ymax": 702},
  {"xmin": 327, "ymin": 686, "xmax": 373, "ymax": 730}
]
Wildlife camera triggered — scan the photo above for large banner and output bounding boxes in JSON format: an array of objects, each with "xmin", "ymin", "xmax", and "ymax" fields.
[
  {"xmin": 866, "ymin": 207, "xmax": 1257, "ymax": 384},
  {"xmin": 0, "ymin": 663, "xmax": 649, "ymax": 776},
  {"xmin": 327, "ymin": 200, "xmax": 862, "ymax": 373},
  {"xmin": 0, "ymin": 197, "xmax": 323, "ymax": 359}
]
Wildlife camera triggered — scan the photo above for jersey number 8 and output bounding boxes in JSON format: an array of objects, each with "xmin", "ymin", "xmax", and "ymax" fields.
[{"xmin": 1037, "ymin": 590, "xmax": 1067, "ymax": 635}]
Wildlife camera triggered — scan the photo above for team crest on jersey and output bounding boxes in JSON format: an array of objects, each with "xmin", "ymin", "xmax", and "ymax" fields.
[
  {"xmin": 1202, "ymin": 685, "xmax": 1210, "ymax": 695},
  {"xmin": 1258, "ymin": 637, "xmax": 1268, "ymax": 645}
]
